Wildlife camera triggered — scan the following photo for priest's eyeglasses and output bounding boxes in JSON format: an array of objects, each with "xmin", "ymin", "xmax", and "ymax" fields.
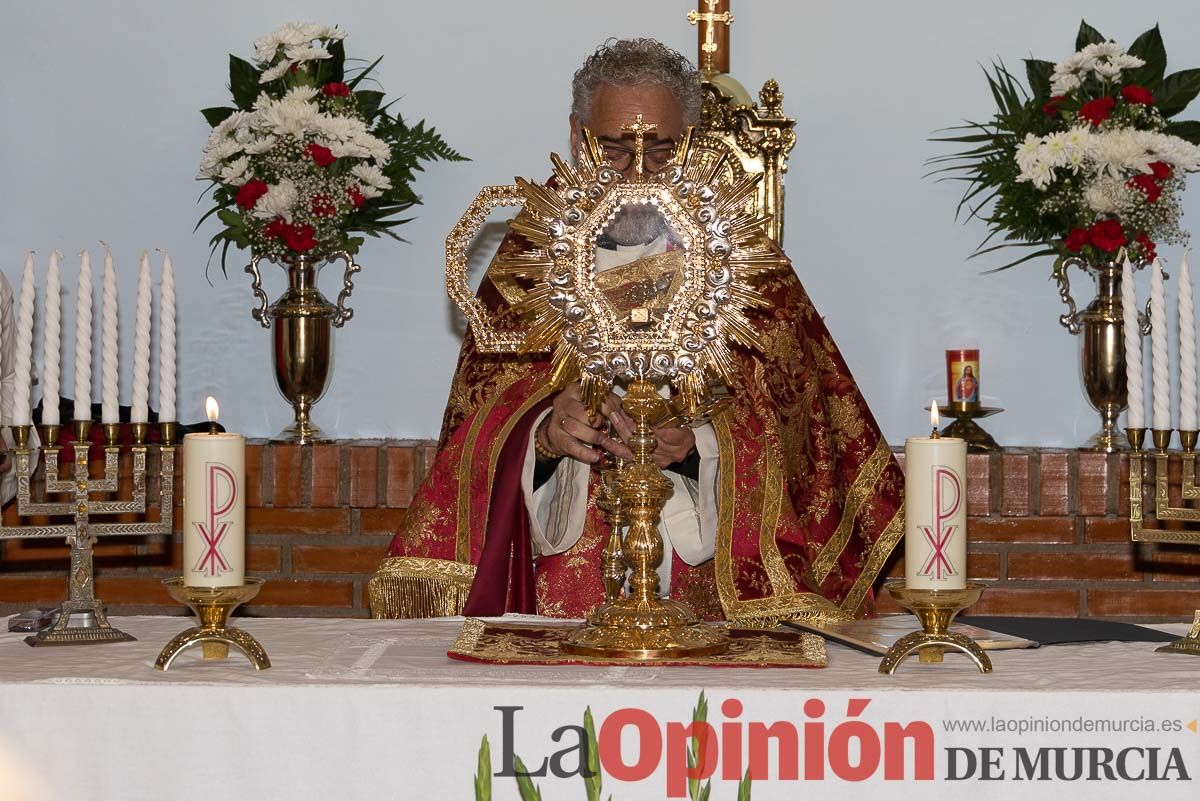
[{"xmin": 598, "ymin": 139, "xmax": 678, "ymax": 173}]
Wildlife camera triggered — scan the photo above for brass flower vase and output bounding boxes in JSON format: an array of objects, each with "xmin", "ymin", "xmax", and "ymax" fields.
[
  {"xmin": 246, "ymin": 251, "xmax": 360, "ymax": 444},
  {"xmin": 1057, "ymin": 257, "xmax": 1149, "ymax": 452}
]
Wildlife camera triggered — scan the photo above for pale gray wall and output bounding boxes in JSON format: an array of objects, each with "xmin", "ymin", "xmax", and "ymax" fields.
[{"xmin": 3, "ymin": 1, "xmax": 1198, "ymax": 444}]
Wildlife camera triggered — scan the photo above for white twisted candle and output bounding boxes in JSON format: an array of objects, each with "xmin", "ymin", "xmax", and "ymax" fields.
[
  {"xmin": 42, "ymin": 250, "xmax": 62, "ymax": 426},
  {"xmin": 1151, "ymin": 258, "xmax": 1171, "ymax": 432},
  {"xmin": 74, "ymin": 252, "xmax": 93, "ymax": 421},
  {"xmin": 11, "ymin": 253, "xmax": 36, "ymax": 427},
  {"xmin": 1180, "ymin": 252, "xmax": 1197, "ymax": 431},
  {"xmin": 1122, "ymin": 257, "xmax": 1145, "ymax": 429},
  {"xmin": 158, "ymin": 254, "xmax": 177, "ymax": 423},
  {"xmin": 101, "ymin": 247, "xmax": 119, "ymax": 424},
  {"xmin": 131, "ymin": 252, "xmax": 152, "ymax": 424}
]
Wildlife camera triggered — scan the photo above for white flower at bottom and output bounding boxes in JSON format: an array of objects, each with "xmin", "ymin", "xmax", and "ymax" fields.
[
  {"xmin": 351, "ymin": 163, "xmax": 392, "ymax": 191},
  {"xmin": 218, "ymin": 156, "xmax": 251, "ymax": 186},
  {"xmin": 252, "ymin": 179, "xmax": 299, "ymax": 222}
]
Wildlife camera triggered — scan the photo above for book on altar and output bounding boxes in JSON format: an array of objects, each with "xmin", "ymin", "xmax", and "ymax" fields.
[{"xmin": 784, "ymin": 615, "xmax": 1038, "ymax": 656}]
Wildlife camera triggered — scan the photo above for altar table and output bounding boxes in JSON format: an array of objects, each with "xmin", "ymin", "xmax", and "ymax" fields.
[{"xmin": 0, "ymin": 615, "xmax": 1197, "ymax": 800}]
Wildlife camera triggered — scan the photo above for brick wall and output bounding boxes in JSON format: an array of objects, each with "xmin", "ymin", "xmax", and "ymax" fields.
[{"xmin": 1, "ymin": 444, "xmax": 1196, "ymax": 620}]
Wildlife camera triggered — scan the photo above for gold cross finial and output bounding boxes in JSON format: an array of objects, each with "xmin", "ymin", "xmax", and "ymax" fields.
[
  {"xmin": 620, "ymin": 114, "xmax": 657, "ymax": 180},
  {"xmin": 687, "ymin": 0, "xmax": 733, "ymax": 74}
]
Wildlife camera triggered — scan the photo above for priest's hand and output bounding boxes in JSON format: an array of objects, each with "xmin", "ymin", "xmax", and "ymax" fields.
[
  {"xmin": 540, "ymin": 382, "xmax": 624, "ymax": 465},
  {"xmin": 602, "ymin": 402, "xmax": 696, "ymax": 469}
]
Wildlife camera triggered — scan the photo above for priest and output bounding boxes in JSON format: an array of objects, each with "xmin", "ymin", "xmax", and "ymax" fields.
[{"xmin": 370, "ymin": 38, "xmax": 904, "ymax": 626}]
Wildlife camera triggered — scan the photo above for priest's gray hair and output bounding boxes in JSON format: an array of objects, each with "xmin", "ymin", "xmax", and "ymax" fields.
[{"xmin": 572, "ymin": 38, "xmax": 702, "ymax": 124}]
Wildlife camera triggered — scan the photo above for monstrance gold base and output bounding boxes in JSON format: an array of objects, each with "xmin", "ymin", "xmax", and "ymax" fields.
[
  {"xmin": 155, "ymin": 578, "xmax": 271, "ymax": 670},
  {"xmin": 560, "ymin": 597, "xmax": 729, "ymax": 659},
  {"xmin": 1155, "ymin": 610, "xmax": 1200, "ymax": 656},
  {"xmin": 878, "ymin": 580, "xmax": 992, "ymax": 674}
]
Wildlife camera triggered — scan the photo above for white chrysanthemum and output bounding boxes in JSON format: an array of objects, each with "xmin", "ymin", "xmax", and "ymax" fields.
[
  {"xmin": 1084, "ymin": 176, "xmax": 1124, "ymax": 214},
  {"xmin": 1081, "ymin": 41, "xmax": 1124, "ymax": 60},
  {"xmin": 253, "ymin": 22, "xmax": 345, "ymax": 63},
  {"xmin": 256, "ymin": 95, "xmax": 321, "ymax": 138},
  {"xmin": 252, "ymin": 179, "xmax": 299, "ymax": 222},
  {"xmin": 283, "ymin": 85, "xmax": 321, "ymax": 103},
  {"xmin": 357, "ymin": 183, "xmax": 384, "ymax": 200},
  {"xmin": 218, "ymin": 156, "xmax": 251, "ymax": 186},
  {"xmin": 1050, "ymin": 72, "xmax": 1082, "ymax": 96},
  {"xmin": 324, "ymin": 139, "xmax": 371, "ymax": 159},
  {"xmin": 259, "ymin": 61, "xmax": 291, "ymax": 84},
  {"xmin": 1015, "ymin": 133, "xmax": 1043, "ymax": 172},
  {"xmin": 243, "ymin": 136, "xmax": 276, "ymax": 155},
  {"xmin": 1114, "ymin": 53, "xmax": 1145, "ymax": 71},
  {"xmin": 351, "ymin": 163, "xmax": 392, "ymax": 191},
  {"xmin": 199, "ymin": 138, "xmax": 243, "ymax": 175},
  {"xmin": 284, "ymin": 44, "xmax": 331, "ymax": 64},
  {"xmin": 1094, "ymin": 61, "xmax": 1123, "ymax": 80}
]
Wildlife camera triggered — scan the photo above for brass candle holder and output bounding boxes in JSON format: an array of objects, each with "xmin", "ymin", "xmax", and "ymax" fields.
[
  {"xmin": 1127, "ymin": 426, "xmax": 1200, "ymax": 655},
  {"xmin": 154, "ymin": 577, "xmax": 271, "ymax": 670},
  {"xmin": 878, "ymin": 580, "xmax": 993, "ymax": 674},
  {"xmin": 932, "ymin": 403, "xmax": 1003, "ymax": 453},
  {"xmin": 0, "ymin": 420, "xmax": 178, "ymax": 646}
]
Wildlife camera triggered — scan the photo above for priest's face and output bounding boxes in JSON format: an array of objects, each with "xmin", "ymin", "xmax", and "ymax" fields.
[{"xmin": 569, "ymin": 83, "xmax": 686, "ymax": 182}]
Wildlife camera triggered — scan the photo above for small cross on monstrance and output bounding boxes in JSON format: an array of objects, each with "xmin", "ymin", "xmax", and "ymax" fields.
[
  {"xmin": 687, "ymin": 0, "xmax": 733, "ymax": 74},
  {"xmin": 621, "ymin": 114, "xmax": 657, "ymax": 180}
]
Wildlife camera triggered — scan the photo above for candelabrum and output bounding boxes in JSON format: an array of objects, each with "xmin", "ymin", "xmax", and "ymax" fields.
[
  {"xmin": 0, "ymin": 420, "xmax": 177, "ymax": 646},
  {"xmin": 1127, "ymin": 426, "xmax": 1200, "ymax": 656}
]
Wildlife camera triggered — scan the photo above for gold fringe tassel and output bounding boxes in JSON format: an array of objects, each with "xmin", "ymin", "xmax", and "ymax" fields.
[{"xmin": 367, "ymin": 557, "xmax": 477, "ymax": 619}]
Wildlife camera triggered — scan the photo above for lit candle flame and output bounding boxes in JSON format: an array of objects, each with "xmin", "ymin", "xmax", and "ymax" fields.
[
  {"xmin": 206, "ymin": 396, "xmax": 219, "ymax": 424},
  {"xmin": 930, "ymin": 401, "xmax": 940, "ymax": 433}
]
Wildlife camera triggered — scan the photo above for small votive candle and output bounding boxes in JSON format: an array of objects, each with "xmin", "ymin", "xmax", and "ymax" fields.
[{"xmin": 946, "ymin": 349, "xmax": 980, "ymax": 406}]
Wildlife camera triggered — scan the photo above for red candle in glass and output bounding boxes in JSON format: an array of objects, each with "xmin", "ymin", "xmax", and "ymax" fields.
[{"xmin": 946, "ymin": 349, "xmax": 980, "ymax": 405}]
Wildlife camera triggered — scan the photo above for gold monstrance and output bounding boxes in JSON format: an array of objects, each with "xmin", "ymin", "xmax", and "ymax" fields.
[{"xmin": 446, "ymin": 123, "xmax": 786, "ymax": 658}]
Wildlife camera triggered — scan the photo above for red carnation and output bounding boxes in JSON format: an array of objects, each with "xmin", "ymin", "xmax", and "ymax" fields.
[
  {"xmin": 346, "ymin": 185, "xmax": 365, "ymax": 208},
  {"xmin": 1088, "ymin": 219, "xmax": 1127, "ymax": 253},
  {"xmin": 263, "ymin": 217, "xmax": 292, "ymax": 239},
  {"xmin": 235, "ymin": 178, "xmax": 269, "ymax": 210},
  {"xmin": 1135, "ymin": 233, "xmax": 1157, "ymax": 262},
  {"xmin": 322, "ymin": 82, "xmax": 351, "ymax": 97},
  {"xmin": 306, "ymin": 142, "xmax": 337, "ymax": 167},
  {"xmin": 1128, "ymin": 174, "xmax": 1162, "ymax": 203},
  {"xmin": 1149, "ymin": 161, "xmax": 1172, "ymax": 181},
  {"xmin": 1079, "ymin": 96, "xmax": 1116, "ymax": 127},
  {"xmin": 1122, "ymin": 84, "xmax": 1155, "ymax": 105},
  {"xmin": 284, "ymin": 223, "xmax": 319, "ymax": 253},
  {"xmin": 1043, "ymin": 95, "xmax": 1067, "ymax": 116},
  {"xmin": 1064, "ymin": 228, "xmax": 1089, "ymax": 253}
]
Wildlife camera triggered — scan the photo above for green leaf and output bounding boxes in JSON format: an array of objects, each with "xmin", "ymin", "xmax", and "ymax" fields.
[
  {"xmin": 1075, "ymin": 20, "xmax": 1105, "ymax": 51},
  {"xmin": 737, "ymin": 770, "xmax": 752, "ymax": 801},
  {"xmin": 1125, "ymin": 25, "xmax": 1166, "ymax": 88},
  {"xmin": 229, "ymin": 55, "xmax": 262, "ymax": 109},
  {"xmin": 1156, "ymin": 68, "xmax": 1200, "ymax": 117},
  {"xmin": 1024, "ymin": 59, "xmax": 1054, "ymax": 99},
  {"xmin": 201, "ymin": 106, "xmax": 236, "ymax": 128},
  {"xmin": 583, "ymin": 708, "xmax": 602, "ymax": 801},
  {"xmin": 347, "ymin": 54, "xmax": 383, "ymax": 90},
  {"xmin": 1165, "ymin": 119, "xmax": 1200, "ymax": 145},
  {"xmin": 327, "ymin": 38, "xmax": 345, "ymax": 83},
  {"xmin": 216, "ymin": 209, "xmax": 246, "ymax": 229},
  {"xmin": 512, "ymin": 756, "xmax": 543, "ymax": 801},
  {"xmin": 355, "ymin": 90, "xmax": 385, "ymax": 120},
  {"xmin": 474, "ymin": 736, "xmax": 492, "ymax": 801}
]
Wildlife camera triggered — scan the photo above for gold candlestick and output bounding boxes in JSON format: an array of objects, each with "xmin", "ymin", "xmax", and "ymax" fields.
[
  {"xmin": 155, "ymin": 578, "xmax": 271, "ymax": 670},
  {"xmin": 878, "ymin": 580, "xmax": 992, "ymax": 674},
  {"xmin": 1128, "ymin": 429, "xmax": 1200, "ymax": 656}
]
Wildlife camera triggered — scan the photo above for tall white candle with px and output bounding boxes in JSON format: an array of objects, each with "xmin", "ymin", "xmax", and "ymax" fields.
[
  {"xmin": 1180, "ymin": 252, "xmax": 1197, "ymax": 432},
  {"xmin": 1150, "ymin": 258, "xmax": 1170, "ymax": 432},
  {"xmin": 904, "ymin": 403, "xmax": 968, "ymax": 591},
  {"xmin": 101, "ymin": 247, "xmax": 120, "ymax": 425},
  {"xmin": 131, "ymin": 252, "xmax": 152, "ymax": 424},
  {"xmin": 1122, "ymin": 256, "xmax": 1144, "ymax": 429},
  {"xmin": 182, "ymin": 397, "xmax": 246, "ymax": 587},
  {"xmin": 11, "ymin": 253, "xmax": 36, "ymax": 427},
  {"xmin": 42, "ymin": 251, "xmax": 62, "ymax": 426},
  {"xmin": 74, "ymin": 252, "xmax": 93, "ymax": 421}
]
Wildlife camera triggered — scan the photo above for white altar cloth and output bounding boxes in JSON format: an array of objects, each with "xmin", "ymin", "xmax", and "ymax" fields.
[{"xmin": 0, "ymin": 615, "xmax": 1197, "ymax": 800}]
